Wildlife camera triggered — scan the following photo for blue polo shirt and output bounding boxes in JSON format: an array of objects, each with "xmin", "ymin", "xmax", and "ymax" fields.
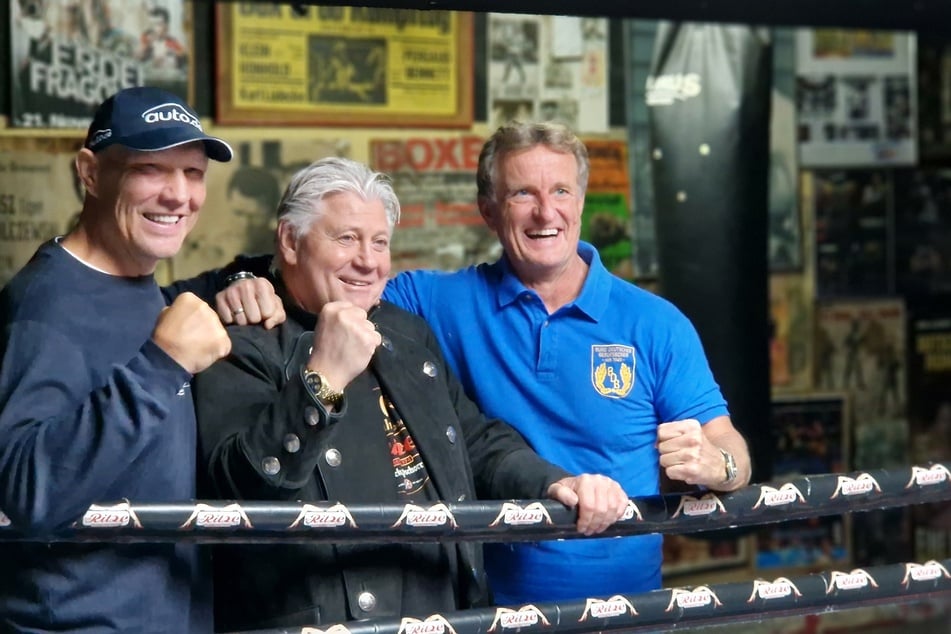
[{"xmin": 383, "ymin": 242, "xmax": 728, "ymax": 603}]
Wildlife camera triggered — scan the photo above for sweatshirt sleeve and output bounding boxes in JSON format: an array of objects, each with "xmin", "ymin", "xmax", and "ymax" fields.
[{"xmin": 0, "ymin": 320, "xmax": 191, "ymax": 534}]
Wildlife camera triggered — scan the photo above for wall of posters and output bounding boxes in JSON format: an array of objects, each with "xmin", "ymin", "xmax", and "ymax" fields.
[
  {"xmin": 813, "ymin": 169, "xmax": 892, "ymax": 298},
  {"xmin": 11, "ymin": 0, "xmax": 189, "ymax": 128},
  {"xmin": 757, "ymin": 394, "xmax": 850, "ymax": 571},
  {"xmin": 369, "ymin": 134, "xmax": 497, "ymax": 272},
  {"xmin": 0, "ymin": 138, "xmax": 84, "ymax": 286},
  {"xmin": 487, "ymin": 13, "xmax": 608, "ymax": 132},
  {"xmin": 216, "ymin": 5, "xmax": 472, "ymax": 127},
  {"xmin": 796, "ymin": 29, "xmax": 917, "ymax": 166},
  {"xmin": 171, "ymin": 137, "xmax": 349, "ymax": 280}
]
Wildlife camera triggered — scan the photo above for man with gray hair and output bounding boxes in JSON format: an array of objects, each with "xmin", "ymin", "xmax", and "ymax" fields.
[{"xmin": 194, "ymin": 156, "xmax": 629, "ymax": 630}]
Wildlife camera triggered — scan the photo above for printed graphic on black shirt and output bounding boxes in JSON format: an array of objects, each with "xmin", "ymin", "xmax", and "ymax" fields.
[{"xmin": 381, "ymin": 392, "xmax": 431, "ymax": 498}]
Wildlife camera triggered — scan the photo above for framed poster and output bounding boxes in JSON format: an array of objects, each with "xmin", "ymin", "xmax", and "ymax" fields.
[
  {"xmin": 757, "ymin": 393, "xmax": 851, "ymax": 572},
  {"xmin": 215, "ymin": 5, "xmax": 473, "ymax": 127},
  {"xmin": 796, "ymin": 29, "xmax": 917, "ymax": 167},
  {"xmin": 10, "ymin": 0, "xmax": 190, "ymax": 128},
  {"xmin": 814, "ymin": 298, "xmax": 906, "ymax": 436}
]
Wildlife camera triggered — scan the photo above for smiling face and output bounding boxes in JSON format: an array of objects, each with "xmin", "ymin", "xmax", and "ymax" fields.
[
  {"xmin": 75, "ymin": 142, "xmax": 208, "ymax": 276},
  {"xmin": 480, "ymin": 145, "xmax": 586, "ymax": 287},
  {"xmin": 279, "ymin": 190, "xmax": 391, "ymax": 314}
]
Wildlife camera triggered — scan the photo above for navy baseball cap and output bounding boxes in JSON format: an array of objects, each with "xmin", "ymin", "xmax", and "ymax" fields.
[{"xmin": 84, "ymin": 86, "xmax": 233, "ymax": 162}]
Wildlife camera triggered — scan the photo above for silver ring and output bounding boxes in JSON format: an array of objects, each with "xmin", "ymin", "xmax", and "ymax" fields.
[{"xmin": 232, "ymin": 308, "xmax": 245, "ymax": 316}]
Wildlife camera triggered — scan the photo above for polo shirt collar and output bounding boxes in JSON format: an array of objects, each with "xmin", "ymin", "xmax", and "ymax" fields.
[{"xmin": 493, "ymin": 241, "xmax": 612, "ymax": 321}]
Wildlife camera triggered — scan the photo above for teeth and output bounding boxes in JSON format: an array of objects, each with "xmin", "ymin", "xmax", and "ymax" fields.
[
  {"xmin": 145, "ymin": 214, "xmax": 181, "ymax": 225},
  {"xmin": 528, "ymin": 229, "xmax": 558, "ymax": 238}
]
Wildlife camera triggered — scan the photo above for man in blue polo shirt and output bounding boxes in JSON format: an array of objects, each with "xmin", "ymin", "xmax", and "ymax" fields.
[{"xmin": 383, "ymin": 120, "xmax": 752, "ymax": 604}]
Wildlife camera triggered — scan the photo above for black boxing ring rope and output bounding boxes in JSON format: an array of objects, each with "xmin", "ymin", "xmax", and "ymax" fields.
[
  {"xmin": 233, "ymin": 558, "xmax": 951, "ymax": 634},
  {"xmin": 1, "ymin": 461, "xmax": 949, "ymax": 633}
]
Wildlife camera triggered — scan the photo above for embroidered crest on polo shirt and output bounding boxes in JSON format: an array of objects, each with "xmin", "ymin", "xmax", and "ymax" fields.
[
  {"xmin": 141, "ymin": 103, "xmax": 203, "ymax": 130},
  {"xmin": 591, "ymin": 344, "xmax": 635, "ymax": 398}
]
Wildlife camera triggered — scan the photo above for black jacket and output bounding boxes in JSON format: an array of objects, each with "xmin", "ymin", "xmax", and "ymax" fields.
[{"xmin": 195, "ymin": 298, "xmax": 570, "ymax": 631}]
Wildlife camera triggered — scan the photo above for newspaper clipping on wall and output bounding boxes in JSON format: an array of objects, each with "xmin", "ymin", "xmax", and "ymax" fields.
[
  {"xmin": 0, "ymin": 139, "xmax": 85, "ymax": 286},
  {"xmin": 11, "ymin": 0, "xmax": 190, "ymax": 128},
  {"xmin": 486, "ymin": 13, "xmax": 608, "ymax": 132},
  {"xmin": 796, "ymin": 29, "xmax": 917, "ymax": 166}
]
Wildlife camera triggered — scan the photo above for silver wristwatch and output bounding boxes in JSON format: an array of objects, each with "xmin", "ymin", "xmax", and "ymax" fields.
[{"xmin": 719, "ymin": 448, "xmax": 738, "ymax": 484}]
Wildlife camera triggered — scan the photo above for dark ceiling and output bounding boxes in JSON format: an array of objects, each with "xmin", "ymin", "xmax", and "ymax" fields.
[{"xmin": 243, "ymin": 0, "xmax": 951, "ymax": 36}]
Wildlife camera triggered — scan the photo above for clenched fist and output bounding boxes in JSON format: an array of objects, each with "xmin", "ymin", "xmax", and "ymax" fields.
[
  {"xmin": 152, "ymin": 292, "xmax": 232, "ymax": 374},
  {"xmin": 216, "ymin": 276, "xmax": 285, "ymax": 329},
  {"xmin": 306, "ymin": 301, "xmax": 382, "ymax": 391}
]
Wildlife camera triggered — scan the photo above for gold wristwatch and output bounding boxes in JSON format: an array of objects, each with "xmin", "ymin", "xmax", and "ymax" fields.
[
  {"xmin": 719, "ymin": 448, "xmax": 738, "ymax": 484},
  {"xmin": 302, "ymin": 367, "xmax": 344, "ymax": 407}
]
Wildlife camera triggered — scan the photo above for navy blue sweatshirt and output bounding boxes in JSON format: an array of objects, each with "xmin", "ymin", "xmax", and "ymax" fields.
[{"xmin": 0, "ymin": 240, "xmax": 214, "ymax": 633}]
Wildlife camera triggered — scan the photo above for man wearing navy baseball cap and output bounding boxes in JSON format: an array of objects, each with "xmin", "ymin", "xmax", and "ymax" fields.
[
  {"xmin": 84, "ymin": 85, "xmax": 233, "ymax": 161},
  {"xmin": 0, "ymin": 86, "xmax": 276, "ymax": 633}
]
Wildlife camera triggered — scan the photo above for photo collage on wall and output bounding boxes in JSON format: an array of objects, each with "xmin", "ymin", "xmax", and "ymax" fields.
[
  {"xmin": 487, "ymin": 13, "xmax": 609, "ymax": 133},
  {"xmin": 796, "ymin": 29, "xmax": 917, "ymax": 167}
]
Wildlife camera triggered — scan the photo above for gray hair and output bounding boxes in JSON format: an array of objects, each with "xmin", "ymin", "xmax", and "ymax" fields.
[
  {"xmin": 476, "ymin": 120, "xmax": 590, "ymax": 203},
  {"xmin": 276, "ymin": 156, "xmax": 400, "ymax": 246}
]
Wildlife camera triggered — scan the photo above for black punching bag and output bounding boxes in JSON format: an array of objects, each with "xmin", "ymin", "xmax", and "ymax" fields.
[{"xmin": 647, "ymin": 23, "xmax": 773, "ymax": 484}]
